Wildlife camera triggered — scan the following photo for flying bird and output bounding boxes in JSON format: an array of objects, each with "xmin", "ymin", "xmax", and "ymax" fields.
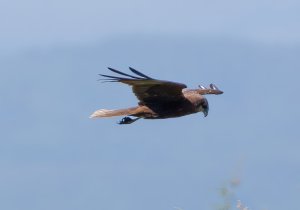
[{"xmin": 90, "ymin": 67, "xmax": 223, "ymax": 124}]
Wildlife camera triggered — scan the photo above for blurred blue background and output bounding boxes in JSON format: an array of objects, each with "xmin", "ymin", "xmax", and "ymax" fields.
[{"xmin": 1, "ymin": 1, "xmax": 300, "ymax": 210}]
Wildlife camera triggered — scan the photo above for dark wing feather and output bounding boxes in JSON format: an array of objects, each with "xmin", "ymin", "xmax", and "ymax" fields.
[
  {"xmin": 101, "ymin": 67, "xmax": 187, "ymax": 104},
  {"xmin": 107, "ymin": 67, "xmax": 141, "ymax": 79},
  {"xmin": 129, "ymin": 67, "xmax": 153, "ymax": 79}
]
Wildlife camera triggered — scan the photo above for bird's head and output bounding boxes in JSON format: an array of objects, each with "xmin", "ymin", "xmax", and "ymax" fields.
[
  {"xmin": 200, "ymin": 98, "xmax": 209, "ymax": 117},
  {"xmin": 195, "ymin": 83, "xmax": 223, "ymax": 117},
  {"xmin": 195, "ymin": 97, "xmax": 209, "ymax": 117}
]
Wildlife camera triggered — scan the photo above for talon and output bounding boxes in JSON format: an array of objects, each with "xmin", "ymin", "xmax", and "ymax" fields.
[
  {"xmin": 118, "ymin": 117, "xmax": 140, "ymax": 124},
  {"xmin": 118, "ymin": 117, "xmax": 131, "ymax": 124}
]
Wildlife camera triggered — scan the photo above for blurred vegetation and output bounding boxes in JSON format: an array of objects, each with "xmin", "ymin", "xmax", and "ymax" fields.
[{"xmin": 215, "ymin": 176, "xmax": 246, "ymax": 210}]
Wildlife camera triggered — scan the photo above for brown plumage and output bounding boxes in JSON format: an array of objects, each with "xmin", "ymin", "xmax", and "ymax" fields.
[{"xmin": 90, "ymin": 67, "xmax": 223, "ymax": 124}]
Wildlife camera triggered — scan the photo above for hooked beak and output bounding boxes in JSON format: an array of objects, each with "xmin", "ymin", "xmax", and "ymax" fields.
[{"xmin": 203, "ymin": 109, "xmax": 209, "ymax": 117}]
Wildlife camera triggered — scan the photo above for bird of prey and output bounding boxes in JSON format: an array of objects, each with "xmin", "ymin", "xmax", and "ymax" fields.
[{"xmin": 90, "ymin": 67, "xmax": 223, "ymax": 124}]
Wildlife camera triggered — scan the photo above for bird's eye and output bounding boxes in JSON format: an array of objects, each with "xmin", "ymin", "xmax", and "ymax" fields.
[{"xmin": 201, "ymin": 101, "xmax": 209, "ymax": 109}]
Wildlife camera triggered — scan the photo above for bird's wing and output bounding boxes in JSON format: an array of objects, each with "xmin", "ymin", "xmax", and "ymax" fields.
[{"xmin": 100, "ymin": 67, "xmax": 187, "ymax": 104}]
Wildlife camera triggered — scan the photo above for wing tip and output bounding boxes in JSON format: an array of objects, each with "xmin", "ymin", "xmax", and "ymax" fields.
[{"xmin": 128, "ymin": 67, "xmax": 153, "ymax": 79}]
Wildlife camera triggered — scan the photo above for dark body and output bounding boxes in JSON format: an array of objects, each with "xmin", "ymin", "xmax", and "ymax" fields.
[{"xmin": 133, "ymin": 90, "xmax": 206, "ymax": 119}]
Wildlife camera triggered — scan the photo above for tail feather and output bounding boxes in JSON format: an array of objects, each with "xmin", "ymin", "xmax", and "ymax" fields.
[{"xmin": 89, "ymin": 107, "xmax": 137, "ymax": 118}]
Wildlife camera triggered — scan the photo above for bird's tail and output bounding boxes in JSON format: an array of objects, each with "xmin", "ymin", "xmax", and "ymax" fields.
[{"xmin": 89, "ymin": 107, "xmax": 139, "ymax": 119}]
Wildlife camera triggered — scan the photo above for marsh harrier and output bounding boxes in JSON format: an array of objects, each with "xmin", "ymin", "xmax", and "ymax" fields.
[{"xmin": 90, "ymin": 67, "xmax": 223, "ymax": 124}]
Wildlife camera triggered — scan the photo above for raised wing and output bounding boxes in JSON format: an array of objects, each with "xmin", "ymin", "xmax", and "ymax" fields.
[
  {"xmin": 196, "ymin": 84, "xmax": 223, "ymax": 95},
  {"xmin": 100, "ymin": 67, "xmax": 187, "ymax": 104}
]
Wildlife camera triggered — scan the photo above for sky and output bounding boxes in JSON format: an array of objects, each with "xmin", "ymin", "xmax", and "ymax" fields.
[
  {"xmin": 1, "ymin": 1, "xmax": 300, "ymax": 210},
  {"xmin": 1, "ymin": 0, "xmax": 300, "ymax": 54}
]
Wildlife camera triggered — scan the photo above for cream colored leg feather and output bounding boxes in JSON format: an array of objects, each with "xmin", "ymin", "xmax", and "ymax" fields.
[{"xmin": 89, "ymin": 107, "xmax": 138, "ymax": 118}]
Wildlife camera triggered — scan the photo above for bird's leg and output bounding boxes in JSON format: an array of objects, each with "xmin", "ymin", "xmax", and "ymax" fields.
[{"xmin": 118, "ymin": 116, "xmax": 140, "ymax": 125}]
